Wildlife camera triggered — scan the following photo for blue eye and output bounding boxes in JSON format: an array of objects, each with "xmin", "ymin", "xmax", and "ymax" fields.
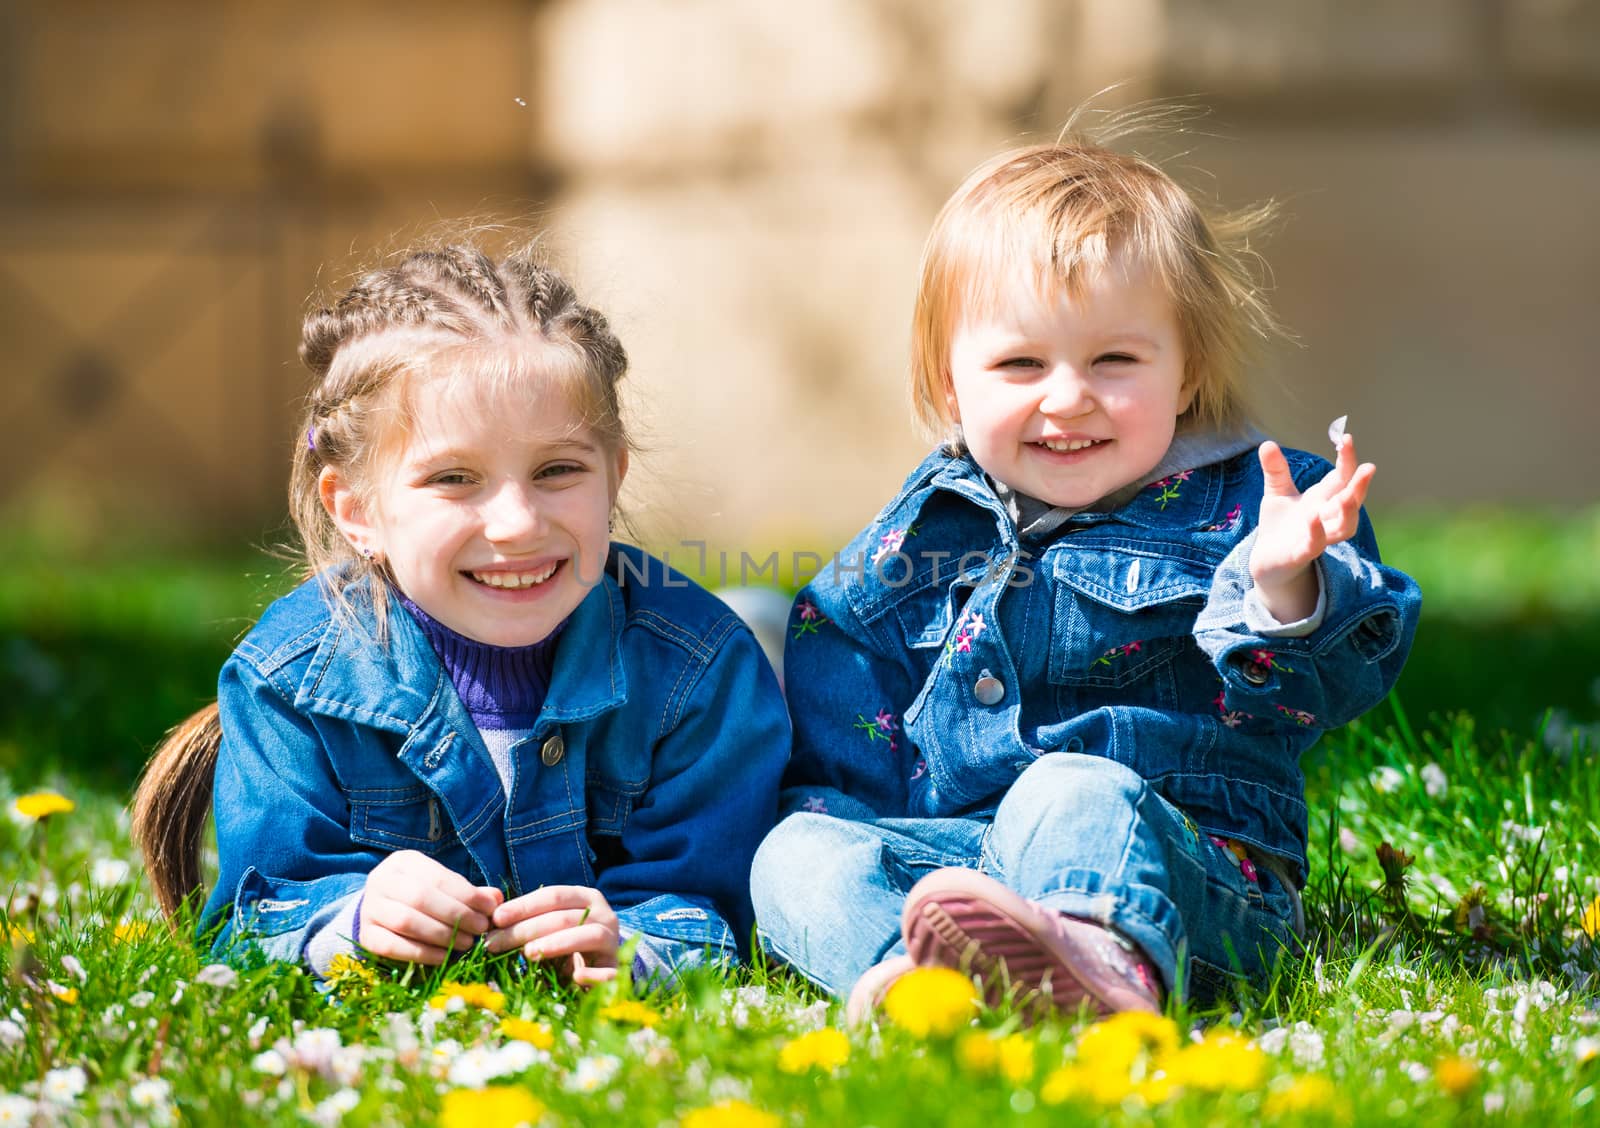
[{"xmin": 536, "ymin": 462, "xmax": 585, "ymax": 480}]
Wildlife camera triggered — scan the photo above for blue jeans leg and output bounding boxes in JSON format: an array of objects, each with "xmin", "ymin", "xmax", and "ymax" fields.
[
  {"xmin": 985, "ymin": 752, "xmax": 1297, "ymax": 999},
  {"xmin": 751, "ymin": 810, "xmax": 985, "ymax": 996}
]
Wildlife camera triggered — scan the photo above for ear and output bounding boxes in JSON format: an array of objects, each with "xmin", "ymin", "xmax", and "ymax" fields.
[
  {"xmin": 943, "ymin": 375, "xmax": 962, "ymax": 424},
  {"xmin": 1177, "ymin": 374, "xmax": 1198, "ymax": 417},
  {"xmin": 319, "ymin": 467, "xmax": 380, "ymax": 557},
  {"xmin": 609, "ymin": 447, "xmax": 630, "ymax": 505}
]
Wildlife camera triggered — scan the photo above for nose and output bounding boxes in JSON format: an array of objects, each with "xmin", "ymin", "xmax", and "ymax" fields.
[
  {"xmin": 1037, "ymin": 363, "xmax": 1094, "ymax": 418},
  {"xmin": 481, "ymin": 480, "xmax": 545, "ymax": 544}
]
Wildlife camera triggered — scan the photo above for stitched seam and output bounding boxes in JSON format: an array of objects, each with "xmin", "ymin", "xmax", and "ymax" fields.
[{"xmin": 505, "ymin": 812, "xmax": 586, "ymax": 843}]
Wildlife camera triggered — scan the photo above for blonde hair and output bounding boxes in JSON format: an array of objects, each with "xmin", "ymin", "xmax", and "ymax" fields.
[
  {"xmin": 909, "ymin": 122, "xmax": 1283, "ymax": 441},
  {"xmin": 133, "ymin": 242, "xmax": 629, "ymax": 921}
]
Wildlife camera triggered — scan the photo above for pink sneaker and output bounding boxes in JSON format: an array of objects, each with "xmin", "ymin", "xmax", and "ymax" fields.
[
  {"xmin": 901, "ymin": 868, "xmax": 1162, "ymax": 1017},
  {"xmin": 844, "ymin": 954, "xmax": 917, "ymax": 1025}
]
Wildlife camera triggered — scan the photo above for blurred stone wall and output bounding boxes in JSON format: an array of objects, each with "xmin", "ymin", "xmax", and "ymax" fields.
[{"xmin": 5, "ymin": 0, "xmax": 1598, "ymax": 553}]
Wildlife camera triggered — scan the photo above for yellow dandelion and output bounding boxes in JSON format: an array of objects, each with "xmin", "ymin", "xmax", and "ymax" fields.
[
  {"xmin": 956, "ymin": 1031, "xmax": 1000, "ymax": 1074},
  {"xmin": 1136, "ymin": 1071, "xmax": 1177, "ymax": 1105},
  {"xmin": 438, "ymin": 1085, "xmax": 545, "ymax": 1128},
  {"xmin": 996, "ymin": 1033, "xmax": 1035, "ymax": 1085},
  {"xmin": 1040, "ymin": 1063, "xmax": 1136, "ymax": 1107},
  {"xmin": 597, "ymin": 999, "xmax": 662, "ymax": 1027},
  {"xmin": 1075, "ymin": 1010, "xmax": 1180, "ymax": 1074},
  {"xmin": 49, "ymin": 983, "xmax": 79, "ymax": 1005},
  {"xmin": 956, "ymin": 1031, "xmax": 1033, "ymax": 1083},
  {"xmin": 1262, "ymin": 1074, "xmax": 1336, "ymax": 1117},
  {"xmin": 112, "ymin": 920, "xmax": 155, "ymax": 944},
  {"xmin": 777, "ymin": 1027, "xmax": 850, "ymax": 1074},
  {"xmin": 326, "ymin": 953, "xmax": 378, "ymax": 991},
  {"xmin": 2, "ymin": 922, "xmax": 36, "ymax": 946},
  {"xmin": 881, "ymin": 966, "xmax": 978, "ymax": 1038},
  {"xmin": 14, "ymin": 791, "xmax": 74, "ymax": 821},
  {"xmin": 679, "ymin": 1100, "xmax": 779, "ymax": 1128},
  {"xmin": 429, "ymin": 981, "xmax": 507, "ymax": 1015},
  {"xmin": 1156, "ymin": 1031, "xmax": 1266, "ymax": 1092},
  {"xmin": 1581, "ymin": 896, "xmax": 1600, "ymax": 941},
  {"xmin": 497, "ymin": 1017, "xmax": 556, "ymax": 1050},
  {"xmin": 1435, "ymin": 1055, "xmax": 1480, "ymax": 1097}
]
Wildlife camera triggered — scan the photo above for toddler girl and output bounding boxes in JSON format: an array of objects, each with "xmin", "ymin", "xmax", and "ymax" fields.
[
  {"xmin": 752, "ymin": 130, "xmax": 1421, "ymax": 1018},
  {"xmin": 134, "ymin": 243, "xmax": 789, "ymax": 983}
]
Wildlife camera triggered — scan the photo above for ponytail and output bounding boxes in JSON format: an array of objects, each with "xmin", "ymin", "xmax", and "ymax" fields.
[{"xmin": 131, "ymin": 702, "xmax": 223, "ymax": 919}]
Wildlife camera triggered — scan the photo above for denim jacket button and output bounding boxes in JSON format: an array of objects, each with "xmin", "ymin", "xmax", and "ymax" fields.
[
  {"xmin": 974, "ymin": 672, "xmax": 1005, "ymax": 706},
  {"xmin": 540, "ymin": 733, "xmax": 566, "ymax": 767},
  {"xmin": 1240, "ymin": 660, "xmax": 1271, "ymax": 687}
]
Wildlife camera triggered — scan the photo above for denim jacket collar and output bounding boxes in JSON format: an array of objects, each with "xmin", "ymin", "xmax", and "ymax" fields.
[
  {"xmin": 899, "ymin": 446, "xmax": 1235, "ymax": 538},
  {"xmin": 293, "ymin": 574, "xmax": 629, "ymax": 733}
]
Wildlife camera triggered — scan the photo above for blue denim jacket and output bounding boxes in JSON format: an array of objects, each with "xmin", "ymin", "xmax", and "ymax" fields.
[
  {"xmin": 782, "ymin": 445, "xmax": 1421, "ymax": 884},
  {"xmin": 202, "ymin": 544, "xmax": 790, "ymax": 976}
]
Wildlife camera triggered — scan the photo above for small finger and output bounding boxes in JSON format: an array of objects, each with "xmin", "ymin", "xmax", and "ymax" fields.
[
  {"xmin": 433, "ymin": 871, "xmax": 504, "ymax": 917},
  {"xmin": 521, "ymin": 923, "xmax": 617, "ymax": 962},
  {"xmin": 484, "ymin": 908, "xmax": 601, "ymax": 953},
  {"xmin": 361, "ymin": 924, "xmax": 449, "ymax": 967},
  {"xmin": 1257, "ymin": 441, "xmax": 1298, "ymax": 498},
  {"xmin": 368, "ymin": 900, "xmax": 473, "ymax": 950},
  {"xmin": 572, "ymin": 963, "xmax": 618, "ymax": 988},
  {"xmin": 492, "ymin": 886, "xmax": 606, "ymax": 928},
  {"xmin": 415, "ymin": 887, "xmax": 494, "ymax": 937}
]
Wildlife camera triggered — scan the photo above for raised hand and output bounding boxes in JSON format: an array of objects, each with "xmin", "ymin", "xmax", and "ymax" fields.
[
  {"xmin": 357, "ymin": 850, "xmax": 504, "ymax": 965},
  {"xmin": 486, "ymin": 885, "xmax": 621, "ymax": 987},
  {"xmin": 1251, "ymin": 434, "xmax": 1376, "ymax": 623}
]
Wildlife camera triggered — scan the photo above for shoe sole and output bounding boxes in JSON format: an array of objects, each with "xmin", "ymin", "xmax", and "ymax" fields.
[{"xmin": 902, "ymin": 869, "xmax": 1156, "ymax": 1017}]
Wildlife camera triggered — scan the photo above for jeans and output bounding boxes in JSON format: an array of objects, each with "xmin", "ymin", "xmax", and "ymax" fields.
[{"xmin": 751, "ymin": 752, "xmax": 1300, "ymax": 1000}]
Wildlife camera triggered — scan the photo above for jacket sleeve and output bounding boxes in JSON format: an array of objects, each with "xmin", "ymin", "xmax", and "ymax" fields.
[
  {"xmin": 1195, "ymin": 453, "xmax": 1422, "ymax": 732},
  {"xmin": 203, "ymin": 650, "xmax": 376, "ymax": 972},
  {"xmin": 599, "ymin": 621, "xmax": 790, "ymax": 979},
  {"xmin": 779, "ymin": 545, "xmax": 925, "ymax": 820}
]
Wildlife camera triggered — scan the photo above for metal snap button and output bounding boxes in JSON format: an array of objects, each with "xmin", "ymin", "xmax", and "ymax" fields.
[
  {"xmin": 974, "ymin": 670, "xmax": 1005, "ymax": 706},
  {"xmin": 540, "ymin": 732, "xmax": 565, "ymax": 767},
  {"xmin": 1240, "ymin": 660, "xmax": 1270, "ymax": 687}
]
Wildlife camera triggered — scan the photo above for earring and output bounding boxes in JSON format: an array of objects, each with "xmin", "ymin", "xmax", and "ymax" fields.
[{"xmin": 360, "ymin": 547, "xmax": 374, "ymax": 560}]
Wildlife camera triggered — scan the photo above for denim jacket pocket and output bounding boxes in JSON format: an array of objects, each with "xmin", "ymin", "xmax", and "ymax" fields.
[
  {"xmin": 585, "ymin": 778, "xmax": 641, "ymax": 836},
  {"xmin": 1047, "ymin": 548, "xmax": 1212, "ymax": 689},
  {"xmin": 232, "ymin": 867, "xmax": 319, "ymax": 937},
  {"xmin": 349, "ymin": 785, "xmax": 450, "ymax": 855}
]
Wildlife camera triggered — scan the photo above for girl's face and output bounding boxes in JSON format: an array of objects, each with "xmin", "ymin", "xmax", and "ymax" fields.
[
  {"xmin": 946, "ymin": 246, "xmax": 1193, "ymax": 509},
  {"xmin": 327, "ymin": 370, "xmax": 624, "ymax": 648}
]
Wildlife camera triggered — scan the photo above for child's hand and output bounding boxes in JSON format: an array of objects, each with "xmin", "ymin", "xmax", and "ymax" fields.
[
  {"xmin": 1251, "ymin": 435, "xmax": 1376, "ymax": 623},
  {"xmin": 358, "ymin": 850, "xmax": 504, "ymax": 965},
  {"xmin": 486, "ymin": 886, "xmax": 621, "ymax": 987}
]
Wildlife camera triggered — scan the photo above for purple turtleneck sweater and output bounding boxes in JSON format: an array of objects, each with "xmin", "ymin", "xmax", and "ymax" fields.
[{"xmin": 398, "ymin": 594, "xmax": 565, "ymax": 793}]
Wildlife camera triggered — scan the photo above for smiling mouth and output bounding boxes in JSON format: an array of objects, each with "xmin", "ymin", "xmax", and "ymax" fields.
[
  {"xmin": 1034, "ymin": 438, "xmax": 1107, "ymax": 452},
  {"xmin": 466, "ymin": 561, "xmax": 562, "ymax": 589}
]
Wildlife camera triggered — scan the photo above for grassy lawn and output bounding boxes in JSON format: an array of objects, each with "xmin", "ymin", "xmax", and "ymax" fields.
[{"xmin": 2, "ymin": 509, "xmax": 1598, "ymax": 1124}]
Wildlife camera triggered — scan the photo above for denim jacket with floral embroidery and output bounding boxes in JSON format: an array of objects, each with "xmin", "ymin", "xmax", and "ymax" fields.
[
  {"xmin": 201, "ymin": 544, "xmax": 790, "ymax": 976},
  {"xmin": 781, "ymin": 445, "xmax": 1421, "ymax": 884}
]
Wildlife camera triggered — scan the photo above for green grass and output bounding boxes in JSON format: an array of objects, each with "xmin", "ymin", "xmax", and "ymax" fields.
[{"xmin": 2, "ymin": 508, "xmax": 1598, "ymax": 1123}]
